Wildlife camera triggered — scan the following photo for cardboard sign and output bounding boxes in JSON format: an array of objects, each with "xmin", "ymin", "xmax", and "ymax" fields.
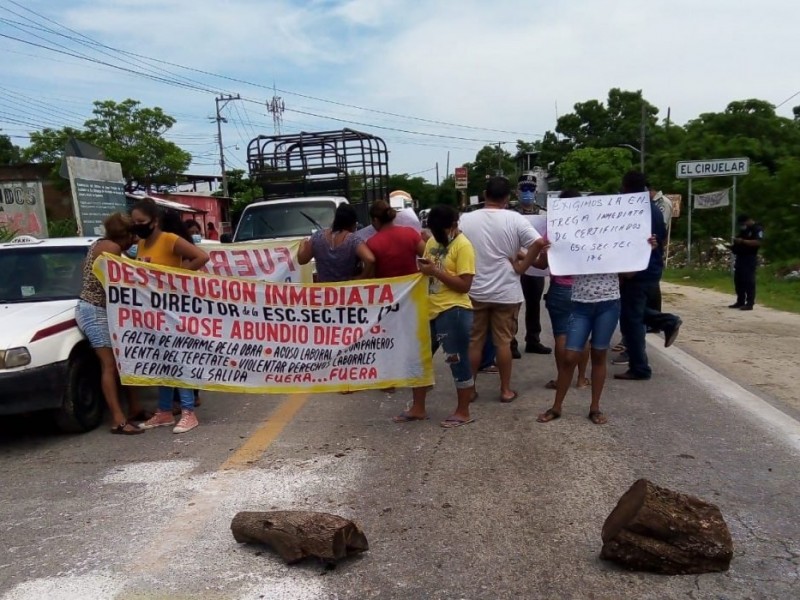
[{"xmin": 546, "ymin": 193, "xmax": 652, "ymax": 276}]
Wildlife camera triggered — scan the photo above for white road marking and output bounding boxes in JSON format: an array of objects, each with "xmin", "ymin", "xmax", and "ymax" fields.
[{"xmin": 648, "ymin": 339, "xmax": 800, "ymax": 453}]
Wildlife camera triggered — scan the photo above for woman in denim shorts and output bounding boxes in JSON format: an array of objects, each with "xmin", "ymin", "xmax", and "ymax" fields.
[
  {"xmin": 544, "ymin": 274, "xmax": 589, "ymax": 389},
  {"xmin": 537, "ymin": 272, "xmax": 621, "ymax": 425},
  {"xmin": 392, "ymin": 205, "xmax": 477, "ymax": 428},
  {"xmin": 75, "ymin": 213, "xmax": 147, "ymax": 434}
]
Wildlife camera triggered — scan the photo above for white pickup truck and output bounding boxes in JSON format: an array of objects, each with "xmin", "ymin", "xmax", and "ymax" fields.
[{"xmin": 232, "ymin": 196, "xmax": 349, "ymax": 243}]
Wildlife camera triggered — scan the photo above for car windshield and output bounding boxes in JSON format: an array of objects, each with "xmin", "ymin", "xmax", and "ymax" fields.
[
  {"xmin": 235, "ymin": 201, "xmax": 337, "ymax": 242},
  {"xmin": 0, "ymin": 246, "xmax": 88, "ymax": 304}
]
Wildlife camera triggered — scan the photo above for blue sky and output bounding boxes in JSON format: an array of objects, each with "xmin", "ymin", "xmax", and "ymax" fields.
[{"xmin": 2, "ymin": 0, "xmax": 799, "ymax": 184}]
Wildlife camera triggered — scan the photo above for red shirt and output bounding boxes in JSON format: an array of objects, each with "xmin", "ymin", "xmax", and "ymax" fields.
[{"xmin": 366, "ymin": 225, "xmax": 421, "ymax": 278}]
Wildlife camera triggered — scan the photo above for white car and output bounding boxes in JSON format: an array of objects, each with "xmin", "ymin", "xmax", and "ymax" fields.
[
  {"xmin": 0, "ymin": 236, "xmax": 105, "ymax": 432},
  {"xmin": 233, "ymin": 196, "xmax": 349, "ymax": 242}
]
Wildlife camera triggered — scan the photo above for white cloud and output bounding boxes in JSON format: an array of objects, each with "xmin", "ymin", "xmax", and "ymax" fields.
[{"xmin": 4, "ymin": 0, "xmax": 800, "ymax": 177}]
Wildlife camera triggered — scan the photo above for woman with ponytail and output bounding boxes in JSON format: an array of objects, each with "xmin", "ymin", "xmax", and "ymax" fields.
[
  {"xmin": 365, "ymin": 199, "xmax": 425, "ymax": 278},
  {"xmin": 392, "ymin": 204, "xmax": 477, "ymax": 428}
]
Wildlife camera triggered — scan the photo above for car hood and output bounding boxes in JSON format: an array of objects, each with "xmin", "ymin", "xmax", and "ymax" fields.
[{"xmin": 0, "ymin": 300, "xmax": 77, "ymax": 347}]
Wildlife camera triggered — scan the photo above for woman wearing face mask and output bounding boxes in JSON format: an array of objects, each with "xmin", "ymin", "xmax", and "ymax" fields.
[
  {"xmin": 393, "ymin": 205, "xmax": 476, "ymax": 428},
  {"xmin": 184, "ymin": 219, "xmax": 204, "ymax": 245},
  {"xmin": 75, "ymin": 212, "xmax": 149, "ymax": 434},
  {"xmin": 130, "ymin": 200, "xmax": 210, "ymax": 434}
]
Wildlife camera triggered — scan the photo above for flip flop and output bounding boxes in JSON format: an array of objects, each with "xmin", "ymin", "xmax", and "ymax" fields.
[
  {"xmin": 499, "ymin": 390, "xmax": 518, "ymax": 403},
  {"xmin": 440, "ymin": 416, "xmax": 475, "ymax": 429},
  {"xmin": 588, "ymin": 411, "xmax": 608, "ymax": 425},
  {"xmin": 537, "ymin": 408, "xmax": 561, "ymax": 423},
  {"xmin": 111, "ymin": 422, "xmax": 145, "ymax": 435},
  {"xmin": 479, "ymin": 365, "xmax": 499, "ymax": 374},
  {"xmin": 392, "ymin": 411, "xmax": 428, "ymax": 423}
]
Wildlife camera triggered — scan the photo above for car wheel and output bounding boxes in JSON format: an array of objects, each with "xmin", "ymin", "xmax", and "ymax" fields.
[{"xmin": 54, "ymin": 350, "xmax": 103, "ymax": 433}]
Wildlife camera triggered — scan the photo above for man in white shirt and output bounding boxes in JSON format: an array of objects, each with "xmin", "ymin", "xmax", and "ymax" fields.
[{"xmin": 460, "ymin": 176, "xmax": 545, "ymax": 403}]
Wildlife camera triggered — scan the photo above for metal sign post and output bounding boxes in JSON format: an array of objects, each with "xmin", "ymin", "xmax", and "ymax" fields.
[{"xmin": 676, "ymin": 157, "xmax": 750, "ymax": 268}]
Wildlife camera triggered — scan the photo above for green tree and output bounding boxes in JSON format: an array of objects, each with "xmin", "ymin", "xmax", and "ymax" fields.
[
  {"xmin": 556, "ymin": 147, "xmax": 633, "ymax": 192},
  {"xmin": 461, "ymin": 144, "xmax": 516, "ymax": 197},
  {"xmin": 0, "ymin": 134, "xmax": 21, "ymax": 165},
  {"xmin": 388, "ymin": 173, "xmax": 439, "ymax": 208},
  {"xmin": 23, "ymin": 99, "xmax": 191, "ymax": 191}
]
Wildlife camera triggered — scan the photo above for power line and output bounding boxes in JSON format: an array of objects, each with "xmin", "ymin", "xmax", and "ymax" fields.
[
  {"xmin": 3, "ymin": 0, "xmax": 541, "ymax": 138},
  {"xmin": 776, "ymin": 90, "xmax": 800, "ymax": 109}
]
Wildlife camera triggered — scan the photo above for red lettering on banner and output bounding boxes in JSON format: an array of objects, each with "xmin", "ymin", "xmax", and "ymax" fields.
[
  {"xmin": 329, "ymin": 367, "xmax": 378, "ymax": 381},
  {"xmin": 207, "ymin": 250, "xmax": 233, "ymax": 277},
  {"xmin": 274, "ymin": 246, "xmax": 295, "ymax": 271},
  {"xmin": 118, "ymin": 307, "xmax": 166, "ymax": 331},
  {"xmin": 231, "ymin": 250, "xmax": 256, "ymax": 278},
  {"xmin": 108, "ymin": 259, "xmax": 122, "ymax": 283},
  {"xmin": 313, "ymin": 326, "xmax": 363, "ymax": 345},
  {"xmin": 253, "ymin": 249, "xmax": 275, "ymax": 275},
  {"xmin": 264, "ymin": 283, "xmax": 396, "ymax": 306},
  {"xmin": 176, "ymin": 316, "xmax": 223, "ymax": 337},
  {"xmin": 264, "ymin": 373, "xmax": 314, "ymax": 383}
]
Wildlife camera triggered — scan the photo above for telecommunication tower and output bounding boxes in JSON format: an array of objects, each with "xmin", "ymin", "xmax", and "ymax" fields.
[{"xmin": 267, "ymin": 85, "xmax": 285, "ymax": 135}]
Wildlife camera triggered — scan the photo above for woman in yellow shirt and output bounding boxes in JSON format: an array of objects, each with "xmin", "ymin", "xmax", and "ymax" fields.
[
  {"xmin": 393, "ymin": 205, "xmax": 476, "ymax": 428},
  {"xmin": 130, "ymin": 200, "xmax": 210, "ymax": 434}
]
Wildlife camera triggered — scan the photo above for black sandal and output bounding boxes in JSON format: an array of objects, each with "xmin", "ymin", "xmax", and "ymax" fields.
[{"xmin": 111, "ymin": 421, "xmax": 144, "ymax": 435}]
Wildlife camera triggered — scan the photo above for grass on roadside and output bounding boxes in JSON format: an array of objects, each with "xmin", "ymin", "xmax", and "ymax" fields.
[{"xmin": 663, "ymin": 265, "xmax": 800, "ymax": 314}]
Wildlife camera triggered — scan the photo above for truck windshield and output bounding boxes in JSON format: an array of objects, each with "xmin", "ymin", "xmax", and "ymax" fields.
[
  {"xmin": 235, "ymin": 201, "xmax": 337, "ymax": 242},
  {"xmin": 0, "ymin": 246, "xmax": 88, "ymax": 304}
]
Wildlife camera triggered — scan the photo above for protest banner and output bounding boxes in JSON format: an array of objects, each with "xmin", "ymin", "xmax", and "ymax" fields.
[
  {"xmin": 520, "ymin": 213, "xmax": 549, "ymax": 277},
  {"xmin": 198, "ymin": 240, "xmax": 312, "ymax": 283},
  {"xmin": 546, "ymin": 192, "xmax": 653, "ymax": 276},
  {"xmin": 94, "ymin": 255, "xmax": 433, "ymax": 394}
]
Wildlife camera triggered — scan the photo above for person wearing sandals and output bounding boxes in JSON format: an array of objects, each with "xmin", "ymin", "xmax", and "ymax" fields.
[
  {"xmin": 75, "ymin": 212, "xmax": 148, "ymax": 435},
  {"xmin": 536, "ymin": 236, "xmax": 659, "ymax": 425},
  {"xmin": 392, "ymin": 205, "xmax": 476, "ymax": 428},
  {"xmin": 535, "ymin": 191, "xmax": 590, "ymax": 391},
  {"xmin": 131, "ymin": 200, "xmax": 210, "ymax": 434}
]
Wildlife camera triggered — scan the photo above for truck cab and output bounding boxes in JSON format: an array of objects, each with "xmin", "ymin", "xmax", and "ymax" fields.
[{"xmin": 232, "ymin": 196, "xmax": 348, "ymax": 243}]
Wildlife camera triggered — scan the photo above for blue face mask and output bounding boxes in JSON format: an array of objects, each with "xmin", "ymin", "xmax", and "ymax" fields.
[
  {"xmin": 520, "ymin": 190, "xmax": 535, "ymax": 205},
  {"xmin": 125, "ymin": 245, "xmax": 138, "ymax": 259},
  {"xmin": 191, "ymin": 234, "xmax": 202, "ymax": 244}
]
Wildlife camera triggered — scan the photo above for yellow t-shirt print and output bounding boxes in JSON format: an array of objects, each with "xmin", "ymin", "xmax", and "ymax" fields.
[{"xmin": 423, "ymin": 234, "xmax": 476, "ymax": 320}]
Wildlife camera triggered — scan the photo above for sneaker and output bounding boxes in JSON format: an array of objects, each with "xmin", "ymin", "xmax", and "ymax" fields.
[
  {"xmin": 664, "ymin": 318, "xmax": 683, "ymax": 348},
  {"xmin": 138, "ymin": 410, "xmax": 175, "ymax": 430},
  {"xmin": 728, "ymin": 303, "xmax": 744, "ymax": 309},
  {"xmin": 611, "ymin": 352, "xmax": 629, "ymax": 366},
  {"xmin": 173, "ymin": 410, "xmax": 199, "ymax": 434}
]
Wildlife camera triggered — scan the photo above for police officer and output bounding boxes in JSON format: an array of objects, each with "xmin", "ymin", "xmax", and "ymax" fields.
[
  {"xmin": 510, "ymin": 173, "xmax": 551, "ymax": 357},
  {"xmin": 729, "ymin": 214, "xmax": 764, "ymax": 311}
]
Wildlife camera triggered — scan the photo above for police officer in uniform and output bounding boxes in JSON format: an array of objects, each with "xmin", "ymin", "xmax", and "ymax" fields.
[
  {"xmin": 729, "ymin": 214, "xmax": 764, "ymax": 311},
  {"xmin": 510, "ymin": 173, "xmax": 551, "ymax": 357}
]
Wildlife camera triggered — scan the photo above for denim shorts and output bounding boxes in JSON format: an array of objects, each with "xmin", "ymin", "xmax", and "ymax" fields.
[
  {"xmin": 75, "ymin": 300, "xmax": 112, "ymax": 349},
  {"xmin": 431, "ymin": 307, "xmax": 474, "ymax": 389},
  {"xmin": 545, "ymin": 282, "xmax": 574, "ymax": 337},
  {"xmin": 565, "ymin": 299, "xmax": 621, "ymax": 352}
]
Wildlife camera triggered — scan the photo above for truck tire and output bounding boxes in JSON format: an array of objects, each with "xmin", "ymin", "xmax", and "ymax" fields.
[{"xmin": 54, "ymin": 350, "xmax": 103, "ymax": 433}]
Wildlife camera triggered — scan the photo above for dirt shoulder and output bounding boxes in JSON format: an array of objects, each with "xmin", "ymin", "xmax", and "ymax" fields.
[{"xmin": 662, "ymin": 282, "xmax": 800, "ymax": 413}]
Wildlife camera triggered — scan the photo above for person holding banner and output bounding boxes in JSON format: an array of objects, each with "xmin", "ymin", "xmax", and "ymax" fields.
[
  {"xmin": 298, "ymin": 203, "xmax": 376, "ymax": 282},
  {"xmin": 130, "ymin": 199, "xmax": 210, "ymax": 434},
  {"xmin": 393, "ymin": 205, "xmax": 476, "ymax": 428},
  {"xmin": 75, "ymin": 212, "xmax": 148, "ymax": 434}
]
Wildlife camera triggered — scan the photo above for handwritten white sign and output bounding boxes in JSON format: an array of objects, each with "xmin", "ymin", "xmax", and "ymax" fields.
[{"xmin": 546, "ymin": 193, "xmax": 652, "ymax": 276}]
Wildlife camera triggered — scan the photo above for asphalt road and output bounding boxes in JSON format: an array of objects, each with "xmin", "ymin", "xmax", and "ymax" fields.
[{"xmin": 1, "ymin": 321, "xmax": 799, "ymax": 599}]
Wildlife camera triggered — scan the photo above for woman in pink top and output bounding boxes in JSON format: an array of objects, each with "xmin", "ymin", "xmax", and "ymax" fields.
[{"xmin": 531, "ymin": 191, "xmax": 589, "ymax": 390}]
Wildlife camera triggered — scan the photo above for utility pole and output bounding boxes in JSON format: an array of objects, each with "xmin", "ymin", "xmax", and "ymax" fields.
[
  {"xmin": 445, "ymin": 151, "xmax": 450, "ymax": 181},
  {"xmin": 214, "ymin": 93, "xmax": 240, "ymax": 197},
  {"xmin": 436, "ymin": 162, "xmax": 440, "ymax": 186}
]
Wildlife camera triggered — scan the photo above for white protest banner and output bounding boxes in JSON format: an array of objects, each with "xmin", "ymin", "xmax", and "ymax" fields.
[
  {"xmin": 94, "ymin": 255, "xmax": 433, "ymax": 394},
  {"xmin": 198, "ymin": 240, "xmax": 312, "ymax": 283},
  {"xmin": 520, "ymin": 214, "xmax": 549, "ymax": 277},
  {"xmin": 693, "ymin": 189, "xmax": 730, "ymax": 210},
  {"xmin": 546, "ymin": 193, "xmax": 652, "ymax": 276}
]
